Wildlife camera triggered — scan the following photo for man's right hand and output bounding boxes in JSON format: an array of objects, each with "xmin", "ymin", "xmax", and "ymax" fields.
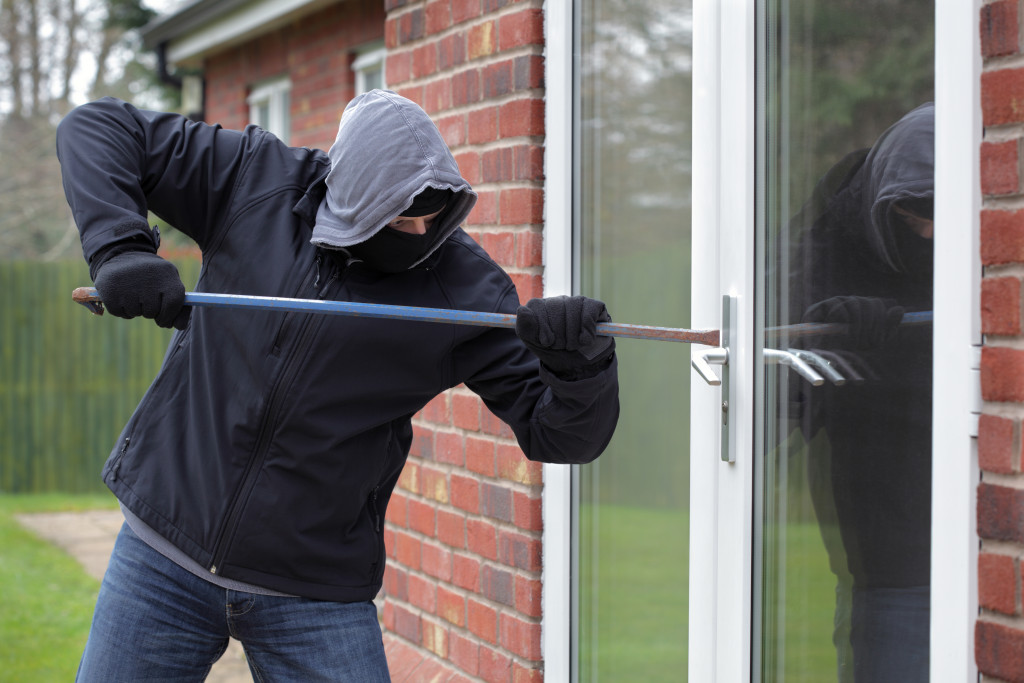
[{"xmin": 93, "ymin": 251, "xmax": 190, "ymax": 330}]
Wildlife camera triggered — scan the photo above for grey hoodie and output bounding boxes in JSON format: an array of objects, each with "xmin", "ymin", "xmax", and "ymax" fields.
[{"xmin": 312, "ymin": 90, "xmax": 477, "ymax": 266}]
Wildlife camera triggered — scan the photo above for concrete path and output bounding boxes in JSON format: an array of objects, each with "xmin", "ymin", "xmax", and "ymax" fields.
[{"xmin": 16, "ymin": 509, "xmax": 253, "ymax": 683}]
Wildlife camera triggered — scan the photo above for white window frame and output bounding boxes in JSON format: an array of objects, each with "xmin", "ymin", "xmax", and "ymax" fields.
[
  {"xmin": 247, "ymin": 77, "xmax": 291, "ymax": 144},
  {"xmin": 353, "ymin": 42, "xmax": 386, "ymax": 95}
]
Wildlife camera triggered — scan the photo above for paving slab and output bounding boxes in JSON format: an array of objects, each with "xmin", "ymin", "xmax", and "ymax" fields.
[{"xmin": 16, "ymin": 510, "xmax": 252, "ymax": 683}]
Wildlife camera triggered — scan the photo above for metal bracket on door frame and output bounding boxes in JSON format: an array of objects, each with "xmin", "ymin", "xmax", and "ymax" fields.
[{"xmin": 691, "ymin": 294, "xmax": 737, "ymax": 462}]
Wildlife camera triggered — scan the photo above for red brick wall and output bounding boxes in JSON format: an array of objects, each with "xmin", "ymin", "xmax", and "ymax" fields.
[
  {"xmin": 978, "ymin": 1, "xmax": 1024, "ymax": 680},
  {"xmin": 381, "ymin": 2, "xmax": 547, "ymax": 681},
  {"xmin": 203, "ymin": 1, "xmax": 386, "ymax": 149}
]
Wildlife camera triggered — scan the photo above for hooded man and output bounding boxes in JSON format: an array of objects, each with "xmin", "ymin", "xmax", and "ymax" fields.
[
  {"xmin": 784, "ymin": 102, "xmax": 934, "ymax": 683},
  {"xmin": 57, "ymin": 90, "xmax": 619, "ymax": 682}
]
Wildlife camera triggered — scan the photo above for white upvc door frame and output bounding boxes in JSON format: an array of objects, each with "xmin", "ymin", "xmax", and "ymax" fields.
[
  {"xmin": 689, "ymin": 0, "xmax": 757, "ymax": 681},
  {"xmin": 542, "ymin": 2, "xmax": 978, "ymax": 682}
]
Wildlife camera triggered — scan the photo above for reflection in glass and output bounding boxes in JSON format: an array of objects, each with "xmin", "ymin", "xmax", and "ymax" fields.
[
  {"xmin": 574, "ymin": 0, "xmax": 693, "ymax": 680},
  {"xmin": 759, "ymin": 1, "xmax": 934, "ymax": 682}
]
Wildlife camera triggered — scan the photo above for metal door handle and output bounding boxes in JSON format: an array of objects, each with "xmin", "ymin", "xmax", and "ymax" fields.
[
  {"xmin": 764, "ymin": 348, "xmax": 825, "ymax": 386},
  {"xmin": 692, "ymin": 347, "xmax": 729, "ymax": 386},
  {"xmin": 788, "ymin": 349, "xmax": 845, "ymax": 385}
]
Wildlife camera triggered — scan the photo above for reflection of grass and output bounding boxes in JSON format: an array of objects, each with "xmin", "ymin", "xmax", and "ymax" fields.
[
  {"xmin": 0, "ymin": 493, "xmax": 117, "ymax": 682},
  {"xmin": 577, "ymin": 505, "xmax": 837, "ymax": 682}
]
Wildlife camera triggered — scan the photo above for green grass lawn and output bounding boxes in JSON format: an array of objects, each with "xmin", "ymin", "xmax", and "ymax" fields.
[{"xmin": 0, "ymin": 493, "xmax": 117, "ymax": 682}]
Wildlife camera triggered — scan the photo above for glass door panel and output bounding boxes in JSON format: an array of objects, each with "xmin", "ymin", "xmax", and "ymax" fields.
[
  {"xmin": 574, "ymin": 0, "xmax": 693, "ymax": 680},
  {"xmin": 757, "ymin": 1, "xmax": 935, "ymax": 682}
]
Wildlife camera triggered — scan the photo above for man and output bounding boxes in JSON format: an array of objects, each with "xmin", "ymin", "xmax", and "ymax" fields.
[{"xmin": 57, "ymin": 90, "xmax": 619, "ymax": 681}]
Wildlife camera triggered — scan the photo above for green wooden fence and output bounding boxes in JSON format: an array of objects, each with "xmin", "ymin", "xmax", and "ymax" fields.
[{"xmin": 0, "ymin": 259, "xmax": 200, "ymax": 493}]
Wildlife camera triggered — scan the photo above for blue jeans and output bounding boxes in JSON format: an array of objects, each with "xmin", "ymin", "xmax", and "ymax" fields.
[
  {"xmin": 850, "ymin": 586, "xmax": 929, "ymax": 683},
  {"xmin": 76, "ymin": 523, "xmax": 390, "ymax": 682}
]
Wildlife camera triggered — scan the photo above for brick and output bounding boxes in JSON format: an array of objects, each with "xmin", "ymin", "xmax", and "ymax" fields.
[
  {"xmin": 513, "ymin": 54, "xmax": 544, "ymax": 91},
  {"xmin": 455, "ymin": 150, "xmax": 481, "ymax": 185},
  {"xmin": 410, "ymin": 424, "xmax": 434, "ymax": 460},
  {"xmin": 467, "ymin": 519, "xmax": 499, "ymax": 560},
  {"xmin": 483, "ymin": 60, "xmax": 514, "ymax": 98},
  {"xmin": 512, "ymin": 661, "xmax": 544, "ymax": 683},
  {"xmin": 467, "ymin": 598, "xmax": 499, "ymax": 643},
  {"xmin": 481, "ymin": 407, "xmax": 514, "ymax": 438},
  {"xmin": 469, "ymin": 106, "xmax": 499, "ymax": 144},
  {"xmin": 978, "ymin": 482, "xmax": 1024, "ymax": 543},
  {"xmin": 439, "ymin": 33, "xmax": 468, "ymax": 70},
  {"xmin": 399, "ymin": 8, "xmax": 426, "ymax": 44},
  {"xmin": 387, "ymin": 491, "xmax": 409, "ymax": 527},
  {"xmin": 479, "ymin": 230, "xmax": 516, "ymax": 264},
  {"xmin": 976, "ymin": 620, "xmax": 1024, "ymax": 682},
  {"xmin": 437, "ymin": 585, "xmax": 467, "ymax": 626},
  {"xmin": 481, "ymin": 482, "xmax": 514, "ymax": 523},
  {"xmin": 978, "ymin": 413, "xmax": 1018, "ymax": 474},
  {"xmin": 420, "ymin": 393, "xmax": 451, "ymax": 424},
  {"xmin": 422, "ymin": 540, "xmax": 454, "ymax": 581},
  {"xmin": 982, "ymin": 347, "xmax": 1024, "ymax": 402},
  {"xmin": 420, "ymin": 466, "xmax": 451, "ymax": 504},
  {"xmin": 452, "ymin": 0, "xmax": 482, "ymax": 25},
  {"xmin": 436, "ymin": 431, "xmax": 466, "ymax": 466},
  {"xmin": 982, "ymin": 68, "xmax": 1024, "ymax": 126},
  {"xmin": 982, "ymin": 277, "xmax": 1022, "ymax": 335},
  {"xmin": 436, "ymin": 113, "xmax": 467, "ymax": 148},
  {"xmin": 499, "ymin": 98, "xmax": 545, "ymax": 138},
  {"xmin": 510, "ymin": 272, "xmax": 543, "ymax": 301},
  {"xmin": 451, "ymin": 473, "xmax": 481, "ymax": 513},
  {"xmin": 514, "ymin": 144, "xmax": 544, "ymax": 181},
  {"xmin": 469, "ymin": 21, "xmax": 496, "ymax": 60},
  {"xmin": 468, "ymin": 189, "xmax": 499, "ymax": 226},
  {"xmin": 449, "ymin": 631, "xmax": 479, "ymax": 675},
  {"xmin": 515, "ymin": 229, "xmax": 544, "ymax": 268},
  {"xmin": 425, "ymin": 0, "xmax": 452, "ymax": 35},
  {"xmin": 387, "ymin": 50, "xmax": 412, "ymax": 84},
  {"xmin": 515, "ymin": 574, "xmax": 542, "ymax": 617},
  {"xmin": 453, "ymin": 393, "xmax": 482, "ymax": 431},
  {"xmin": 437, "ymin": 508, "xmax": 467, "ymax": 548},
  {"xmin": 513, "ymin": 491, "xmax": 543, "ymax": 531},
  {"xmin": 408, "ymin": 498, "xmax": 437, "ymax": 536},
  {"xmin": 384, "ymin": 565, "xmax": 409, "ymax": 601},
  {"xmin": 499, "ymin": 529, "xmax": 542, "ymax": 571},
  {"xmin": 422, "ymin": 618, "xmax": 448, "ymax": 658},
  {"xmin": 395, "ymin": 530, "xmax": 423, "ymax": 570},
  {"xmin": 392, "ymin": 603, "xmax": 422, "ymax": 644},
  {"xmin": 499, "ymin": 187, "xmax": 544, "ymax": 226},
  {"xmin": 496, "ymin": 444, "xmax": 542, "ymax": 484},
  {"xmin": 982, "ymin": 140, "xmax": 1020, "ymax": 196},
  {"xmin": 408, "ymin": 573, "xmax": 437, "ymax": 612},
  {"xmin": 981, "ymin": 0, "xmax": 1019, "ymax": 58},
  {"xmin": 478, "ymin": 645, "xmax": 512, "ymax": 683},
  {"xmin": 466, "ymin": 436, "xmax": 497, "ymax": 476},
  {"xmin": 454, "ymin": 552, "xmax": 482, "ymax": 591},
  {"xmin": 481, "ymin": 564, "xmax": 515, "ymax": 606},
  {"xmin": 498, "ymin": 8, "xmax": 544, "ymax": 49},
  {"xmin": 979, "ymin": 552, "xmax": 1019, "ymax": 615},
  {"xmin": 500, "ymin": 613, "xmax": 542, "ymax": 661},
  {"xmin": 424, "ymin": 78, "xmax": 453, "ymax": 114},
  {"xmin": 482, "ymin": 147, "xmax": 515, "ymax": 182}
]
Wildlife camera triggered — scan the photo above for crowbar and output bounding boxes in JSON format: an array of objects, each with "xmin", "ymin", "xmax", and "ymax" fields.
[{"xmin": 72, "ymin": 287, "xmax": 722, "ymax": 347}]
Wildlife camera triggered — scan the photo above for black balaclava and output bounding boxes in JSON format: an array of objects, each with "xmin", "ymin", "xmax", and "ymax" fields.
[{"xmin": 347, "ymin": 188, "xmax": 452, "ymax": 273}]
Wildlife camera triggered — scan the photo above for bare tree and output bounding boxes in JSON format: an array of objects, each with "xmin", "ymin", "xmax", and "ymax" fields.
[{"xmin": 0, "ymin": 0, "xmax": 169, "ymax": 260}]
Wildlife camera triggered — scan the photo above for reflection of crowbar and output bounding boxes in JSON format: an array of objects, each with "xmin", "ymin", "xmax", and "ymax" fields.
[{"xmin": 72, "ymin": 287, "xmax": 722, "ymax": 347}]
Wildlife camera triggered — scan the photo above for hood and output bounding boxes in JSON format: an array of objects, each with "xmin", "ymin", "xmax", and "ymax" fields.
[
  {"xmin": 859, "ymin": 102, "xmax": 934, "ymax": 272},
  {"xmin": 311, "ymin": 90, "xmax": 477, "ymax": 266}
]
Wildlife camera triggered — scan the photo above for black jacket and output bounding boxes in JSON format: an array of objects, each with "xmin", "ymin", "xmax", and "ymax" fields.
[{"xmin": 56, "ymin": 97, "xmax": 619, "ymax": 601}]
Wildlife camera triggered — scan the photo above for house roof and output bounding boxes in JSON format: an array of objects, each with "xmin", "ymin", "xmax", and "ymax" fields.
[{"xmin": 140, "ymin": 0, "xmax": 337, "ymax": 66}]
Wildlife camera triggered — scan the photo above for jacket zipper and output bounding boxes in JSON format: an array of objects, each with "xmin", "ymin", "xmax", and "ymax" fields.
[
  {"xmin": 208, "ymin": 257, "xmax": 342, "ymax": 575},
  {"xmin": 108, "ymin": 436, "xmax": 130, "ymax": 482}
]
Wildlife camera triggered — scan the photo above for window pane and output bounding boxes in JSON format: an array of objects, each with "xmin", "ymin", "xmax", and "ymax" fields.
[
  {"xmin": 574, "ymin": 0, "xmax": 693, "ymax": 680},
  {"xmin": 757, "ymin": 1, "xmax": 934, "ymax": 681}
]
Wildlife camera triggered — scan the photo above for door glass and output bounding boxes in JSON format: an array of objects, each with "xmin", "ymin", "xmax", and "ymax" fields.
[
  {"xmin": 757, "ymin": 2, "xmax": 934, "ymax": 682},
  {"xmin": 574, "ymin": 0, "xmax": 693, "ymax": 680}
]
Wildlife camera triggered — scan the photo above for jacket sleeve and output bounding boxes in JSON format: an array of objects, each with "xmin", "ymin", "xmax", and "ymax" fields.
[
  {"xmin": 56, "ymin": 97, "xmax": 255, "ymax": 264},
  {"xmin": 458, "ymin": 294, "xmax": 620, "ymax": 466}
]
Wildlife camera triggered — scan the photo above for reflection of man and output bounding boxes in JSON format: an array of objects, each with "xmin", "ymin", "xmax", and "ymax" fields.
[{"xmin": 787, "ymin": 103, "xmax": 934, "ymax": 683}]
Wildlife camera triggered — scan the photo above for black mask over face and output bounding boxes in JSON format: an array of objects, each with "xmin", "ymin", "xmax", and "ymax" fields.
[{"xmin": 347, "ymin": 226, "xmax": 436, "ymax": 273}]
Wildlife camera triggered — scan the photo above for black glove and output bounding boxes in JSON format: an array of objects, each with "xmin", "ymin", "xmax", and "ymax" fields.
[
  {"xmin": 515, "ymin": 295, "xmax": 615, "ymax": 380},
  {"xmin": 92, "ymin": 249, "xmax": 190, "ymax": 330},
  {"xmin": 802, "ymin": 295, "xmax": 904, "ymax": 350}
]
